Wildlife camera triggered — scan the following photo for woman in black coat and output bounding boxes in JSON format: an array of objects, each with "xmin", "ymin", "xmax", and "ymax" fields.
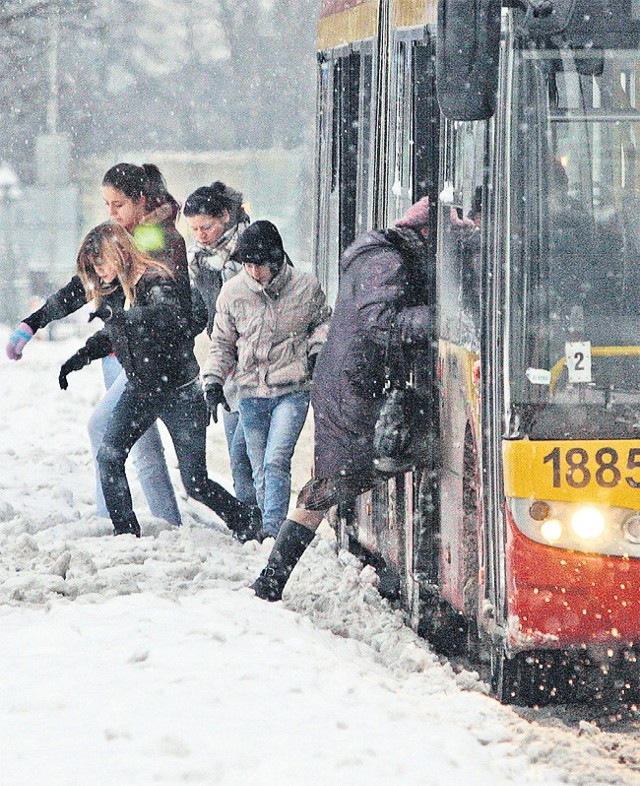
[
  {"xmin": 59, "ymin": 221, "xmax": 261, "ymax": 541},
  {"xmin": 250, "ymin": 197, "xmax": 434, "ymax": 600}
]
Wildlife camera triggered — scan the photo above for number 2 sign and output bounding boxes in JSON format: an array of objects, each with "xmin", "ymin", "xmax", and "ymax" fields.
[{"xmin": 565, "ymin": 341, "xmax": 592, "ymax": 384}]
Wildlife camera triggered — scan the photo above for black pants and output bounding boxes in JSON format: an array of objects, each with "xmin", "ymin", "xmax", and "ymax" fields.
[
  {"xmin": 97, "ymin": 379, "xmax": 245, "ymax": 529},
  {"xmin": 295, "ymin": 472, "xmax": 376, "ymax": 513}
]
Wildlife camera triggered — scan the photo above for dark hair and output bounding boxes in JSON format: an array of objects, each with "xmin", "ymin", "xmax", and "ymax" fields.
[
  {"xmin": 102, "ymin": 162, "xmax": 176, "ymax": 210},
  {"xmin": 183, "ymin": 181, "xmax": 248, "ymax": 224}
]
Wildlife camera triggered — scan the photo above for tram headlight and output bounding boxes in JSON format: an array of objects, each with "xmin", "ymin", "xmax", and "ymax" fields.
[
  {"xmin": 511, "ymin": 497, "xmax": 640, "ymax": 555},
  {"xmin": 540, "ymin": 518, "xmax": 563, "ymax": 543},
  {"xmin": 570, "ymin": 506, "xmax": 605, "ymax": 540},
  {"xmin": 621, "ymin": 513, "xmax": 640, "ymax": 544}
]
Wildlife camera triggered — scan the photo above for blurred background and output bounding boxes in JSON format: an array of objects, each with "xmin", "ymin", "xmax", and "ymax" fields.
[{"xmin": 0, "ymin": 0, "xmax": 319, "ymax": 328}]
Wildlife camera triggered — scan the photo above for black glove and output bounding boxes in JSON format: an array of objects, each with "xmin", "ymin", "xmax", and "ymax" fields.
[
  {"xmin": 205, "ymin": 383, "xmax": 230, "ymax": 424},
  {"xmin": 59, "ymin": 349, "xmax": 91, "ymax": 390},
  {"xmin": 89, "ymin": 301, "xmax": 124, "ymax": 324},
  {"xmin": 395, "ymin": 305, "xmax": 434, "ymax": 344}
]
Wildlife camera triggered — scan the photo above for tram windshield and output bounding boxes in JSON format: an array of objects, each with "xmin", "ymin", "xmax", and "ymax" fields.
[{"xmin": 509, "ymin": 47, "xmax": 640, "ymax": 439}]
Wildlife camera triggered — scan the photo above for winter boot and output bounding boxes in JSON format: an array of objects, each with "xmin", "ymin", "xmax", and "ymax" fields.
[
  {"xmin": 113, "ymin": 515, "xmax": 141, "ymax": 538},
  {"xmin": 250, "ymin": 519, "xmax": 316, "ymax": 601},
  {"xmin": 233, "ymin": 504, "xmax": 263, "ymax": 544}
]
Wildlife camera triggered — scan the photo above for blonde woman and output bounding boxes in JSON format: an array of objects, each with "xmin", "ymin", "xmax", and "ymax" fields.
[{"xmin": 59, "ymin": 222, "xmax": 261, "ymax": 540}]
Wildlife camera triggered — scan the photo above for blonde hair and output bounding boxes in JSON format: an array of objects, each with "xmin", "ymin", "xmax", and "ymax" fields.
[{"xmin": 77, "ymin": 222, "xmax": 173, "ymax": 307}]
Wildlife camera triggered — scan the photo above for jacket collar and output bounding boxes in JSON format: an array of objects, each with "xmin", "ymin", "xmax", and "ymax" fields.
[
  {"xmin": 241, "ymin": 259, "xmax": 291, "ymax": 298},
  {"xmin": 143, "ymin": 200, "xmax": 178, "ymax": 228}
]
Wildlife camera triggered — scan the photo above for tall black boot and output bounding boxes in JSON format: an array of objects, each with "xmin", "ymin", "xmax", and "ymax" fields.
[{"xmin": 250, "ymin": 519, "xmax": 315, "ymax": 601}]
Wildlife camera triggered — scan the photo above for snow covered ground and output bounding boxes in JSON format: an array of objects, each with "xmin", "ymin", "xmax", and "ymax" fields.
[{"xmin": 2, "ymin": 327, "xmax": 640, "ymax": 785}]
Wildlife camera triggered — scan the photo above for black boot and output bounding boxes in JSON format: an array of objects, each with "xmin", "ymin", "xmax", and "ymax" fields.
[
  {"xmin": 232, "ymin": 504, "xmax": 263, "ymax": 543},
  {"xmin": 113, "ymin": 515, "xmax": 141, "ymax": 538},
  {"xmin": 250, "ymin": 519, "xmax": 315, "ymax": 601}
]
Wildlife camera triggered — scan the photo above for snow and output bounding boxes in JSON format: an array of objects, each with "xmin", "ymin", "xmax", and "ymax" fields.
[{"xmin": 2, "ymin": 328, "xmax": 640, "ymax": 785}]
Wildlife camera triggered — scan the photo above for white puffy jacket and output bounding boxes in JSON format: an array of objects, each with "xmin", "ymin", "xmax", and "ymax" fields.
[{"xmin": 203, "ymin": 263, "xmax": 331, "ymax": 399}]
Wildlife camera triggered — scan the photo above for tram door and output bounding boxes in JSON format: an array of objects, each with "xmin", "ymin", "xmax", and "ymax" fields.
[
  {"xmin": 315, "ymin": 48, "xmax": 375, "ymax": 306},
  {"xmin": 354, "ymin": 33, "xmax": 441, "ymax": 604}
]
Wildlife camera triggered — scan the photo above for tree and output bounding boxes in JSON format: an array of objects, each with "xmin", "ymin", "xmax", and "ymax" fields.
[
  {"xmin": 1, "ymin": 0, "xmax": 321, "ymax": 183},
  {"xmin": 0, "ymin": 1, "xmax": 98, "ymax": 181}
]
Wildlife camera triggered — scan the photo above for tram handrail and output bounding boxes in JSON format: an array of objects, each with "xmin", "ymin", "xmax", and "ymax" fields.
[{"xmin": 549, "ymin": 345, "xmax": 640, "ymax": 394}]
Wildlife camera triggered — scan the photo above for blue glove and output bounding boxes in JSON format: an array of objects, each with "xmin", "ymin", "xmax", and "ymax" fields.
[{"xmin": 6, "ymin": 322, "xmax": 33, "ymax": 360}]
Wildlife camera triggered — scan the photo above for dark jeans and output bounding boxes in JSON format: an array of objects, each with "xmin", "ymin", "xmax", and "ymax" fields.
[
  {"xmin": 97, "ymin": 379, "xmax": 246, "ymax": 530},
  {"xmin": 296, "ymin": 473, "xmax": 376, "ymax": 513}
]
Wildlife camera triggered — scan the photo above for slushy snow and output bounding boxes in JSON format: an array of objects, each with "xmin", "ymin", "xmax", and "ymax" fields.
[{"xmin": 1, "ymin": 329, "xmax": 640, "ymax": 785}]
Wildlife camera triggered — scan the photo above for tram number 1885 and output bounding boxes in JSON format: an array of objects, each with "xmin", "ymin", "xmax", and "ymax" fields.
[{"xmin": 543, "ymin": 447, "xmax": 640, "ymax": 489}]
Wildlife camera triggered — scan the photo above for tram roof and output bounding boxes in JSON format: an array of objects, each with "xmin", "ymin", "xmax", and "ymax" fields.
[{"xmin": 318, "ymin": 0, "xmax": 435, "ymax": 50}]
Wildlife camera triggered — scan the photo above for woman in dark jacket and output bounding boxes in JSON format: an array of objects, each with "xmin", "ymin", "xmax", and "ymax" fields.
[
  {"xmin": 250, "ymin": 197, "xmax": 434, "ymax": 600},
  {"xmin": 58, "ymin": 222, "xmax": 260, "ymax": 540}
]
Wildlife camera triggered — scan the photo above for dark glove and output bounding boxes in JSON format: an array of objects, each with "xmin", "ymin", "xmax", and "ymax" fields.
[
  {"xmin": 308, "ymin": 353, "xmax": 318, "ymax": 377},
  {"xmin": 205, "ymin": 383, "xmax": 230, "ymax": 424},
  {"xmin": 89, "ymin": 301, "xmax": 124, "ymax": 324},
  {"xmin": 395, "ymin": 305, "xmax": 434, "ymax": 345},
  {"xmin": 59, "ymin": 349, "xmax": 91, "ymax": 390}
]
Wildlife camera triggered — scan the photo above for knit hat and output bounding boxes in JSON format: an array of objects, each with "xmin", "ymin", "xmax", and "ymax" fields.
[
  {"xmin": 394, "ymin": 196, "xmax": 430, "ymax": 229},
  {"xmin": 231, "ymin": 220, "xmax": 285, "ymax": 270}
]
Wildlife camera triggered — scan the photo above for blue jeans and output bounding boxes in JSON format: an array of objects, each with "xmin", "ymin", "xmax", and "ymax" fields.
[
  {"xmin": 239, "ymin": 391, "xmax": 310, "ymax": 537},
  {"xmin": 98, "ymin": 379, "xmax": 248, "ymax": 531},
  {"xmin": 222, "ymin": 410, "xmax": 257, "ymax": 506},
  {"xmin": 88, "ymin": 356, "xmax": 181, "ymax": 526}
]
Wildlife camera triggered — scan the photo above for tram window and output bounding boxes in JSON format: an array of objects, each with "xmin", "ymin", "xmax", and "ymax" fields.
[
  {"xmin": 390, "ymin": 41, "xmax": 413, "ymax": 218},
  {"xmin": 315, "ymin": 51, "xmax": 365, "ymax": 306},
  {"xmin": 509, "ymin": 47, "xmax": 640, "ymax": 439},
  {"xmin": 335, "ymin": 53, "xmax": 360, "ymax": 254},
  {"xmin": 355, "ymin": 51, "xmax": 373, "ymax": 235},
  {"xmin": 412, "ymin": 39, "xmax": 438, "ymax": 203},
  {"xmin": 315, "ymin": 55, "xmax": 340, "ymax": 304},
  {"xmin": 389, "ymin": 37, "xmax": 438, "ymax": 220},
  {"xmin": 439, "ymin": 119, "xmax": 484, "ymax": 346}
]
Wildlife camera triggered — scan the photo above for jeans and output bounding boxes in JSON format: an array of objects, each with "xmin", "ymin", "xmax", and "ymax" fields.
[
  {"xmin": 239, "ymin": 391, "xmax": 310, "ymax": 537},
  {"xmin": 88, "ymin": 355, "xmax": 181, "ymax": 526},
  {"xmin": 222, "ymin": 410, "xmax": 257, "ymax": 506},
  {"xmin": 97, "ymin": 379, "xmax": 247, "ymax": 531}
]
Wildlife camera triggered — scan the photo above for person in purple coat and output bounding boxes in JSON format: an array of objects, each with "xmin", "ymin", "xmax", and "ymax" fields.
[{"xmin": 250, "ymin": 196, "xmax": 435, "ymax": 601}]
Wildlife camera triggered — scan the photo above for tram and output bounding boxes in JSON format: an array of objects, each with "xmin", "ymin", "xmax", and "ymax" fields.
[{"xmin": 314, "ymin": 0, "xmax": 640, "ymax": 703}]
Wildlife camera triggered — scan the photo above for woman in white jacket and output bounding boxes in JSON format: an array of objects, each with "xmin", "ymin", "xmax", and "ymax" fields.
[{"xmin": 203, "ymin": 221, "xmax": 331, "ymax": 540}]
